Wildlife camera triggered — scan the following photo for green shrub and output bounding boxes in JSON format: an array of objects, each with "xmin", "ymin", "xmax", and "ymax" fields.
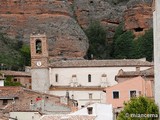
[
  {"xmin": 85, "ymin": 21, "xmax": 109, "ymax": 59},
  {"xmin": 117, "ymin": 96, "xmax": 159, "ymax": 120}
]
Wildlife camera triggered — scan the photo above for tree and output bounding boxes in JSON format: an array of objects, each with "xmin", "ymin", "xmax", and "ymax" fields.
[
  {"xmin": 112, "ymin": 31, "xmax": 134, "ymax": 59},
  {"xmin": 117, "ymin": 96, "xmax": 159, "ymax": 120},
  {"xmin": 139, "ymin": 29, "xmax": 153, "ymax": 61},
  {"xmin": 20, "ymin": 44, "xmax": 31, "ymax": 66},
  {"xmin": 85, "ymin": 21, "xmax": 109, "ymax": 59},
  {"xmin": 0, "ymin": 31, "xmax": 31, "ymax": 70}
]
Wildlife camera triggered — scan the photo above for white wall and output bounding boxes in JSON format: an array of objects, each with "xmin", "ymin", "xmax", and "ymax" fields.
[
  {"xmin": 49, "ymin": 66, "xmax": 149, "ymax": 108},
  {"xmin": 50, "ymin": 90, "xmax": 106, "ymax": 108},
  {"xmin": 70, "ymin": 103, "xmax": 113, "ymax": 120},
  {"xmin": 0, "ymin": 80, "xmax": 4, "ymax": 86},
  {"xmin": 50, "ymin": 67, "xmax": 150, "ymax": 87},
  {"xmin": 9, "ymin": 112, "xmax": 41, "ymax": 120}
]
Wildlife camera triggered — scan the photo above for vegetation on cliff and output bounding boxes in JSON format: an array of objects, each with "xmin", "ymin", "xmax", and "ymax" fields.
[
  {"xmin": 85, "ymin": 21, "xmax": 109, "ymax": 59},
  {"xmin": 85, "ymin": 21, "xmax": 153, "ymax": 61},
  {"xmin": 0, "ymin": 32, "xmax": 30, "ymax": 71},
  {"xmin": 4, "ymin": 76, "xmax": 21, "ymax": 86}
]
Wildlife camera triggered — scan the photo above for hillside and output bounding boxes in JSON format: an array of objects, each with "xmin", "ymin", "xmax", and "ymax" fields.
[{"xmin": 0, "ymin": 0, "xmax": 153, "ymax": 69}]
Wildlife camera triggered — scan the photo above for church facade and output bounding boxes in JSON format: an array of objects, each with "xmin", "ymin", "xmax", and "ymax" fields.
[{"xmin": 30, "ymin": 33, "xmax": 153, "ymax": 108}]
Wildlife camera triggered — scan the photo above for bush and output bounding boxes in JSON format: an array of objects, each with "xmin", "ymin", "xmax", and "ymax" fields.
[
  {"xmin": 4, "ymin": 76, "xmax": 22, "ymax": 86},
  {"xmin": 0, "ymin": 32, "xmax": 30, "ymax": 70},
  {"xmin": 111, "ymin": 23, "xmax": 153, "ymax": 61},
  {"xmin": 117, "ymin": 96, "xmax": 159, "ymax": 120},
  {"xmin": 112, "ymin": 30, "xmax": 134, "ymax": 59},
  {"xmin": 136, "ymin": 29, "xmax": 153, "ymax": 61},
  {"xmin": 85, "ymin": 21, "xmax": 109, "ymax": 59}
]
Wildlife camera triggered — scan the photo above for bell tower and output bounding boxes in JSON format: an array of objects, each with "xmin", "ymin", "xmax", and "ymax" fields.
[{"xmin": 30, "ymin": 33, "xmax": 50, "ymax": 92}]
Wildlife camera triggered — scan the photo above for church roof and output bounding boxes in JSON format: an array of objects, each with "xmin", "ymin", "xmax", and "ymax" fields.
[{"xmin": 49, "ymin": 59, "xmax": 153, "ymax": 68}]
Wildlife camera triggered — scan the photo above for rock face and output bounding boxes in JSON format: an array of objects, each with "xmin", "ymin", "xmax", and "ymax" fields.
[
  {"xmin": 74, "ymin": 0, "xmax": 126, "ymax": 42},
  {"xmin": 74, "ymin": 0, "xmax": 153, "ymax": 40},
  {"xmin": 124, "ymin": 0, "xmax": 153, "ymax": 37},
  {"xmin": 0, "ymin": 0, "xmax": 153, "ymax": 59},
  {"xmin": 0, "ymin": 0, "xmax": 89, "ymax": 59}
]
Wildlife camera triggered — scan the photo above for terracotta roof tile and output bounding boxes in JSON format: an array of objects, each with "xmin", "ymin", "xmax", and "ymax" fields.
[
  {"xmin": 0, "ymin": 87, "xmax": 22, "ymax": 99},
  {"xmin": 0, "ymin": 70, "xmax": 31, "ymax": 77},
  {"xmin": 49, "ymin": 59, "xmax": 153, "ymax": 68},
  {"xmin": 116, "ymin": 67, "xmax": 154, "ymax": 77}
]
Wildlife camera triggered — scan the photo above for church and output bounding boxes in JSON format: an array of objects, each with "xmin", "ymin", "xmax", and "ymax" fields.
[{"xmin": 30, "ymin": 33, "xmax": 153, "ymax": 108}]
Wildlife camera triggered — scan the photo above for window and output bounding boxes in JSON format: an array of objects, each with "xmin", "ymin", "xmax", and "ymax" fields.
[
  {"xmin": 113, "ymin": 91, "xmax": 119, "ymax": 99},
  {"xmin": 81, "ymin": 105, "xmax": 84, "ymax": 108},
  {"xmin": 130, "ymin": 90, "xmax": 136, "ymax": 98},
  {"xmin": 36, "ymin": 39, "xmax": 42, "ymax": 54},
  {"xmin": 89, "ymin": 93, "xmax": 92, "ymax": 99},
  {"xmin": 13, "ymin": 79, "xmax": 17, "ymax": 82},
  {"xmin": 88, "ymin": 74, "xmax": 91, "ymax": 82},
  {"xmin": 87, "ymin": 107, "xmax": 93, "ymax": 114},
  {"xmin": 29, "ymin": 79, "xmax": 31, "ymax": 83},
  {"xmin": 55, "ymin": 74, "xmax": 58, "ymax": 82},
  {"xmin": 30, "ymin": 100, "xmax": 33, "ymax": 104},
  {"xmin": 3, "ymin": 99, "xmax": 8, "ymax": 105}
]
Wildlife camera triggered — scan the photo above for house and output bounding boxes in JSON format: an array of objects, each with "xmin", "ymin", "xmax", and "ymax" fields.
[
  {"xmin": 0, "ymin": 87, "xmax": 73, "ymax": 119},
  {"xmin": 115, "ymin": 67, "xmax": 154, "ymax": 83},
  {"xmin": 0, "ymin": 70, "xmax": 31, "ymax": 89},
  {"xmin": 39, "ymin": 103, "xmax": 113, "ymax": 120},
  {"xmin": 30, "ymin": 33, "xmax": 153, "ymax": 109},
  {"xmin": 40, "ymin": 115, "xmax": 96, "ymax": 120},
  {"xmin": 9, "ymin": 111, "xmax": 42, "ymax": 120},
  {"xmin": 70, "ymin": 103, "xmax": 113, "ymax": 120},
  {"xmin": 104, "ymin": 76, "xmax": 153, "ymax": 118}
]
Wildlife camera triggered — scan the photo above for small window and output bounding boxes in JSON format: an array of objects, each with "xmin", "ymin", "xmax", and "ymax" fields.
[
  {"xmin": 13, "ymin": 79, "xmax": 17, "ymax": 82},
  {"xmin": 81, "ymin": 105, "xmax": 84, "ymax": 108},
  {"xmin": 30, "ymin": 100, "xmax": 33, "ymax": 104},
  {"xmin": 87, "ymin": 107, "xmax": 93, "ymax": 114},
  {"xmin": 89, "ymin": 93, "xmax": 92, "ymax": 99},
  {"xmin": 36, "ymin": 39, "xmax": 42, "ymax": 54},
  {"xmin": 130, "ymin": 90, "xmax": 136, "ymax": 98},
  {"xmin": 55, "ymin": 74, "xmax": 58, "ymax": 82},
  {"xmin": 88, "ymin": 74, "xmax": 91, "ymax": 82},
  {"xmin": 29, "ymin": 79, "xmax": 31, "ymax": 83},
  {"xmin": 113, "ymin": 91, "xmax": 119, "ymax": 99},
  {"xmin": 3, "ymin": 99, "xmax": 8, "ymax": 105}
]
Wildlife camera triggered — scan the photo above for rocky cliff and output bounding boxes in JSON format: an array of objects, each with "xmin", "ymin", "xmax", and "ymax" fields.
[
  {"xmin": 124, "ymin": 0, "xmax": 153, "ymax": 37},
  {"xmin": 0, "ymin": 0, "xmax": 88, "ymax": 60},
  {"xmin": 0, "ymin": 0, "xmax": 153, "ymax": 59}
]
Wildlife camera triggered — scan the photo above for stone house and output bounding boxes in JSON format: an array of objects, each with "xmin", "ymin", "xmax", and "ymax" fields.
[
  {"xmin": 0, "ymin": 87, "xmax": 73, "ymax": 119},
  {"xmin": 30, "ymin": 34, "xmax": 153, "ymax": 109},
  {"xmin": 0, "ymin": 70, "xmax": 31, "ymax": 89}
]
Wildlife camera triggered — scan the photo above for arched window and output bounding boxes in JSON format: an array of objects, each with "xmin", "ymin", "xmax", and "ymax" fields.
[
  {"xmin": 88, "ymin": 74, "xmax": 91, "ymax": 82},
  {"xmin": 36, "ymin": 39, "xmax": 42, "ymax": 54}
]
